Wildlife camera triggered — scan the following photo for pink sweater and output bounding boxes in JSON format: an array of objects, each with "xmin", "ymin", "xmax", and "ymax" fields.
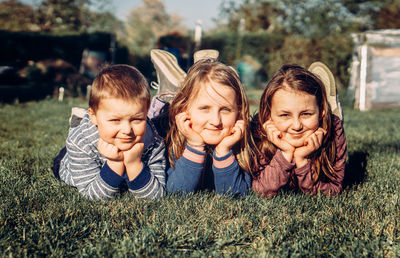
[{"xmin": 252, "ymin": 116, "xmax": 347, "ymax": 197}]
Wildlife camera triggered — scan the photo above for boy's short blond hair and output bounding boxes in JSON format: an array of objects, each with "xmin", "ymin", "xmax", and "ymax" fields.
[{"xmin": 89, "ymin": 64, "xmax": 150, "ymax": 113}]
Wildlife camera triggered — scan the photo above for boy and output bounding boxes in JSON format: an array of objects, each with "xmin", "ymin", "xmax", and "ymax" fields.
[{"xmin": 52, "ymin": 65, "xmax": 166, "ymax": 200}]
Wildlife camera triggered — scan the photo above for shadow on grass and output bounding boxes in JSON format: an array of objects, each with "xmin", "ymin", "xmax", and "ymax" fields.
[{"xmin": 343, "ymin": 151, "xmax": 369, "ymax": 189}]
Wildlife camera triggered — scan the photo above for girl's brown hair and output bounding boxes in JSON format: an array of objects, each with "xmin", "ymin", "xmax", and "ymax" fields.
[
  {"xmin": 255, "ymin": 64, "xmax": 337, "ymax": 183},
  {"xmin": 166, "ymin": 59, "xmax": 257, "ymax": 172}
]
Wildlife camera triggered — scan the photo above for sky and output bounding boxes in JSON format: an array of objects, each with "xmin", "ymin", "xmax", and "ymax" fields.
[
  {"xmin": 19, "ymin": 0, "xmax": 225, "ymax": 31},
  {"xmin": 112, "ymin": 0, "xmax": 223, "ymax": 30}
]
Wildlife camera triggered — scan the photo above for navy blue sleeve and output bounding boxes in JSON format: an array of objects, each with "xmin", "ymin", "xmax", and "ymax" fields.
[
  {"xmin": 212, "ymin": 151, "xmax": 252, "ymax": 196},
  {"xmin": 166, "ymin": 145, "xmax": 205, "ymax": 194}
]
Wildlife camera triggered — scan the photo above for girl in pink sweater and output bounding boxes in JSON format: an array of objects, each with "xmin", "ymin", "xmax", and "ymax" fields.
[{"xmin": 252, "ymin": 64, "xmax": 347, "ymax": 197}]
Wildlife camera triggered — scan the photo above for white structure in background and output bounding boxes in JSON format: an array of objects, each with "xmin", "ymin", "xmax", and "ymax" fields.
[
  {"xmin": 86, "ymin": 85, "xmax": 91, "ymax": 99},
  {"xmin": 194, "ymin": 20, "xmax": 202, "ymax": 51},
  {"xmin": 58, "ymin": 87, "xmax": 64, "ymax": 102},
  {"xmin": 349, "ymin": 29, "xmax": 400, "ymax": 110}
]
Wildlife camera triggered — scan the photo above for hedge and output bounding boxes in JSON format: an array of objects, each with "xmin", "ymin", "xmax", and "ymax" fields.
[
  {"xmin": 0, "ymin": 31, "xmax": 129, "ymax": 68},
  {"xmin": 201, "ymin": 31, "xmax": 354, "ymax": 89}
]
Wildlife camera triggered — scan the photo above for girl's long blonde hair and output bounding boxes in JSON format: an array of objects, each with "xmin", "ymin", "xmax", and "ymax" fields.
[
  {"xmin": 254, "ymin": 64, "xmax": 337, "ymax": 183},
  {"xmin": 166, "ymin": 59, "xmax": 257, "ymax": 172}
]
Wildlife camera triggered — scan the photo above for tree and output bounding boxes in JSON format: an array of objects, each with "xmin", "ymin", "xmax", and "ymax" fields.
[
  {"xmin": 219, "ymin": 0, "xmax": 279, "ymax": 32},
  {"xmin": 84, "ymin": 11, "xmax": 125, "ymax": 35},
  {"xmin": 271, "ymin": 0, "xmax": 362, "ymax": 37},
  {"xmin": 0, "ymin": 0, "xmax": 37, "ymax": 31},
  {"xmin": 370, "ymin": 0, "xmax": 400, "ymax": 29},
  {"xmin": 35, "ymin": 0, "xmax": 84, "ymax": 32},
  {"xmin": 124, "ymin": 0, "xmax": 185, "ymax": 55},
  {"xmin": 0, "ymin": 0, "xmax": 117, "ymax": 33},
  {"xmin": 219, "ymin": 0, "xmax": 398, "ymax": 38}
]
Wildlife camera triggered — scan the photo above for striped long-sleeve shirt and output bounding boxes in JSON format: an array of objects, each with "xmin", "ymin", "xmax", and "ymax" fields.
[{"xmin": 59, "ymin": 113, "xmax": 166, "ymax": 200}]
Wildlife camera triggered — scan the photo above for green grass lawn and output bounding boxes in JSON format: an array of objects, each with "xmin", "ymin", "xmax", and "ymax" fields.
[{"xmin": 0, "ymin": 98, "xmax": 399, "ymax": 256}]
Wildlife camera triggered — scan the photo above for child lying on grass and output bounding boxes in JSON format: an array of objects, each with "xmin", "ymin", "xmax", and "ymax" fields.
[
  {"xmin": 251, "ymin": 63, "xmax": 347, "ymax": 197},
  {"xmin": 52, "ymin": 65, "xmax": 166, "ymax": 200},
  {"xmin": 164, "ymin": 59, "xmax": 256, "ymax": 196}
]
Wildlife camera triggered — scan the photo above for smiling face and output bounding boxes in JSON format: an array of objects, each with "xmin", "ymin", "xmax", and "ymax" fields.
[
  {"xmin": 89, "ymin": 98, "xmax": 147, "ymax": 151},
  {"xmin": 270, "ymin": 88, "xmax": 323, "ymax": 147},
  {"xmin": 187, "ymin": 82, "xmax": 239, "ymax": 145}
]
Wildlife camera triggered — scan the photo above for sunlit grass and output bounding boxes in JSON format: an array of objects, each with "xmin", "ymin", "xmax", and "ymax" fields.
[{"xmin": 0, "ymin": 98, "xmax": 399, "ymax": 256}]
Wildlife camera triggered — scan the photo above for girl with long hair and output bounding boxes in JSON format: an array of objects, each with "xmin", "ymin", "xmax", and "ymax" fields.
[
  {"xmin": 252, "ymin": 64, "xmax": 347, "ymax": 197},
  {"xmin": 166, "ymin": 59, "xmax": 257, "ymax": 195}
]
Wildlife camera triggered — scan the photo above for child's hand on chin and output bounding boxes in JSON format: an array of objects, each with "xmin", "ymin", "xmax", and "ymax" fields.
[
  {"xmin": 98, "ymin": 138, "xmax": 125, "ymax": 176},
  {"xmin": 215, "ymin": 120, "xmax": 244, "ymax": 157},
  {"xmin": 294, "ymin": 128, "xmax": 326, "ymax": 167},
  {"xmin": 176, "ymin": 112, "xmax": 205, "ymax": 151},
  {"xmin": 123, "ymin": 142, "xmax": 144, "ymax": 180},
  {"xmin": 263, "ymin": 120, "xmax": 295, "ymax": 162},
  {"xmin": 122, "ymin": 142, "xmax": 144, "ymax": 166},
  {"xmin": 98, "ymin": 138, "xmax": 123, "ymax": 162}
]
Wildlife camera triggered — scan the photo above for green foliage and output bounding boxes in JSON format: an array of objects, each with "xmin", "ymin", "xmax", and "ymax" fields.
[
  {"xmin": 267, "ymin": 0, "xmax": 371, "ymax": 37},
  {"xmin": 85, "ymin": 11, "xmax": 125, "ymax": 34},
  {"xmin": 0, "ymin": 0, "xmax": 36, "ymax": 31},
  {"xmin": 124, "ymin": 0, "xmax": 185, "ymax": 56},
  {"xmin": 202, "ymin": 31, "xmax": 284, "ymax": 64},
  {"xmin": 220, "ymin": 0, "xmax": 400, "ymax": 37},
  {"xmin": 201, "ymin": 31, "xmax": 353, "ymax": 88},
  {"xmin": 0, "ymin": 0, "xmax": 119, "ymax": 34},
  {"xmin": 219, "ymin": 0, "xmax": 276, "ymax": 32},
  {"xmin": 0, "ymin": 31, "xmax": 128, "ymax": 67},
  {"xmin": 0, "ymin": 99, "xmax": 400, "ymax": 256},
  {"xmin": 268, "ymin": 34, "xmax": 354, "ymax": 88},
  {"xmin": 373, "ymin": 0, "xmax": 400, "ymax": 29},
  {"xmin": 36, "ymin": 0, "xmax": 84, "ymax": 32},
  {"xmin": 0, "ymin": 31, "xmax": 133, "ymax": 100}
]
